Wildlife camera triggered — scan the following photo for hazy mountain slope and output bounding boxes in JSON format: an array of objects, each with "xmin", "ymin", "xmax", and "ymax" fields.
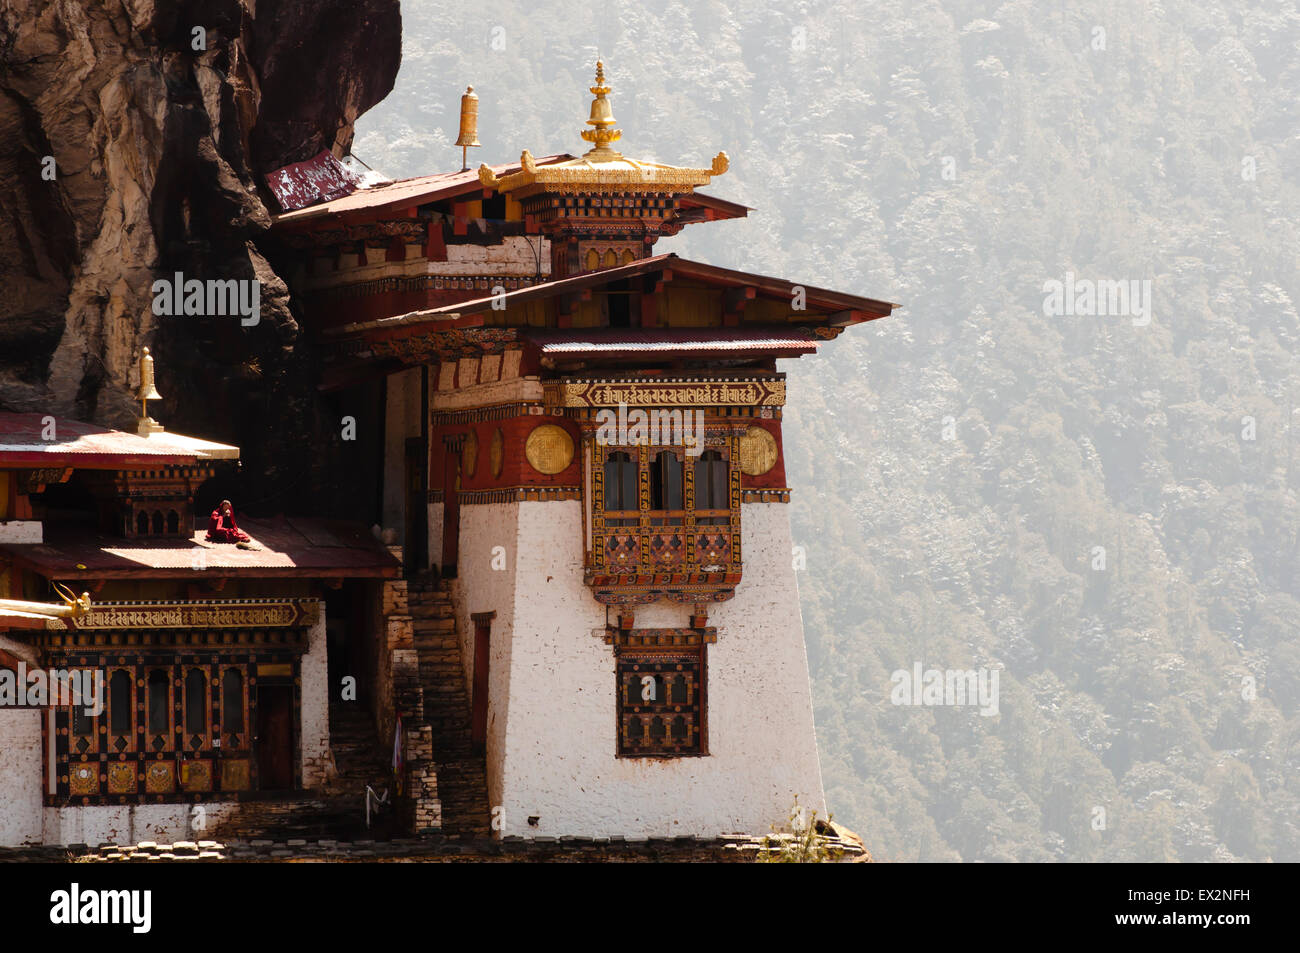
[{"xmin": 356, "ymin": 0, "xmax": 1300, "ymax": 861}]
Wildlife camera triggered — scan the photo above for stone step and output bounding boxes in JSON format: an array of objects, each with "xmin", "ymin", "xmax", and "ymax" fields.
[{"xmin": 403, "ymin": 579, "xmax": 491, "ymax": 836}]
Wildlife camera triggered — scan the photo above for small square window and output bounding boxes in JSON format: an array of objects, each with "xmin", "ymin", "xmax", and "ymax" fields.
[{"xmin": 617, "ymin": 648, "xmax": 704, "ymax": 757}]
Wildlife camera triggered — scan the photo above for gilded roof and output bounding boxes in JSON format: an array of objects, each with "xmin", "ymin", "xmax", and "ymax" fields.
[{"xmin": 478, "ymin": 61, "xmax": 728, "ymax": 194}]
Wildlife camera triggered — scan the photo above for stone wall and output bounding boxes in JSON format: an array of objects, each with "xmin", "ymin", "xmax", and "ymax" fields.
[
  {"xmin": 42, "ymin": 802, "xmax": 240, "ymax": 847},
  {"xmin": 0, "ymin": 709, "xmax": 44, "ymax": 846},
  {"xmin": 300, "ymin": 604, "xmax": 332, "ymax": 788}
]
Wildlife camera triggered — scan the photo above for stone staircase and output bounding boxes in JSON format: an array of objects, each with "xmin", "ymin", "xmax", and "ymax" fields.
[
  {"xmin": 322, "ymin": 704, "xmax": 399, "ymax": 835},
  {"xmin": 208, "ymin": 705, "xmax": 395, "ymax": 842},
  {"xmin": 409, "ymin": 576, "xmax": 491, "ymax": 837}
]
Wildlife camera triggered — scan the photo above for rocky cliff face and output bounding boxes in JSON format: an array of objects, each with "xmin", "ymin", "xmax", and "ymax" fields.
[{"xmin": 0, "ymin": 0, "xmax": 399, "ymax": 508}]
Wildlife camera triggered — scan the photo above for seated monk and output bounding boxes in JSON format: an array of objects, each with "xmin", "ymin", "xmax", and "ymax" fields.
[{"xmin": 206, "ymin": 500, "xmax": 251, "ymax": 543}]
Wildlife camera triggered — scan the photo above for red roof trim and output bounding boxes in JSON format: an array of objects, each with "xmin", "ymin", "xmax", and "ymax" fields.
[{"xmin": 271, "ymin": 155, "xmax": 575, "ymax": 229}]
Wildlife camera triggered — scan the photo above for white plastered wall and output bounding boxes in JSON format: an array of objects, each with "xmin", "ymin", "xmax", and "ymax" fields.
[
  {"xmin": 0, "ymin": 709, "xmax": 43, "ymax": 845},
  {"xmin": 451, "ymin": 499, "xmax": 826, "ymax": 838}
]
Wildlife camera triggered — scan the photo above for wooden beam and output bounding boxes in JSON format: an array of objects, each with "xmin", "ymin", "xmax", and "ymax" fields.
[
  {"xmin": 724, "ymin": 286, "xmax": 756, "ymax": 310},
  {"xmin": 825, "ymin": 309, "xmax": 868, "ymax": 327}
]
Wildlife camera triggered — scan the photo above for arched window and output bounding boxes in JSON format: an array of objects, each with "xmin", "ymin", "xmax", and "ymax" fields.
[
  {"xmin": 184, "ymin": 669, "xmax": 206, "ymax": 748},
  {"xmin": 222, "ymin": 669, "xmax": 244, "ymax": 735},
  {"xmin": 603, "ymin": 451, "xmax": 637, "ymax": 512},
  {"xmin": 108, "ymin": 670, "xmax": 132, "ymax": 737},
  {"xmin": 71, "ymin": 704, "xmax": 93, "ymax": 737},
  {"xmin": 166, "ymin": 510, "xmax": 179, "ymax": 534},
  {"xmin": 671, "ymin": 715, "xmax": 689, "ymax": 742},
  {"xmin": 147, "ymin": 670, "xmax": 169, "ymax": 743},
  {"xmin": 136, "ymin": 511, "xmax": 149, "ymax": 535},
  {"xmin": 649, "ymin": 451, "xmax": 683, "ymax": 512},
  {"xmin": 628, "ymin": 673, "xmax": 664, "ymax": 705},
  {"xmin": 585, "ymin": 248, "xmax": 599, "ymax": 271},
  {"xmin": 70, "ymin": 672, "xmax": 96, "ymax": 752},
  {"xmin": 602, "ymin": 249, "xmax": 617, "ymax": 268},
  {"xmin": 648, "ymin": 716, "xmax": 667, "ymax": 745},
  {"xmin": 671, "ymin": 674, "xmax": 689, "ymax": 706},
  {"xmin": 151, "ymin": 510, "xmax": 164, "ymax": 535},
  {"xmin": 620, "ymin": 248, "xmax": 635, "ymax": 265}
]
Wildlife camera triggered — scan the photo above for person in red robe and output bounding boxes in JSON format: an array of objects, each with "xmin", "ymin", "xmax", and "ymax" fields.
[{"xmin": 206, "ymin": 500, "xmax": 251, "ymax": 543}]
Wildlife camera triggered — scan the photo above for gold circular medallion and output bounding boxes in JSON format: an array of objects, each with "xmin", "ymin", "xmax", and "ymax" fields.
[
  {"xmin": 462, "ymin": 430, "xmax": 479, "ymax": 477},
  {"xmin": 738, "ymin": 425, "xmax": 778, "ymax": 476},
  {"xmin": 525, "ymin": 423, "xmax": 574, "ymax": 474},
  {"xmin": 489, "ymin": 428, "xmax": 504, "ymax": 478}
]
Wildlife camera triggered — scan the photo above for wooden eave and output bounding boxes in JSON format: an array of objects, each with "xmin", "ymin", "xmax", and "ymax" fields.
[{"xmin": 325, "ymin": 253, "xmax": 897, "ymax": 342}]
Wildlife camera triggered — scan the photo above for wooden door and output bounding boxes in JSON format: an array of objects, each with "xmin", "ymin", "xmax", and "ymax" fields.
[
  {"xmin": 471, "ymin": 616, "xmax": 491, "ymax": 754},
  {"xmin": 441, "ymin": 437, "xmax": 462, "ymax": 577},
  {"xmin": 255, "ymin": 686, "xmax": 293, "ymax": 790}
]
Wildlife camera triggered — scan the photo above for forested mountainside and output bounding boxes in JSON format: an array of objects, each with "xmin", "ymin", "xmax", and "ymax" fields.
[{"xmin": 355, "ymin": 0, "xmax": 1300, "ymax": 861}]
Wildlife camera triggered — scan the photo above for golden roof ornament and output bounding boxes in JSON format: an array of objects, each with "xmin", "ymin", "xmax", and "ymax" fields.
[
  {"xmin": 0, "ymin": 582, "xmax": 92, "ymax": 622},
  {"xmin": 477, "ymin": 59, "xmax": 729, "ymax": 195},
  {"xmin": 136, "ymin": 346, "xmax": 165, "ymax": 436},
  {"xmin": 455, "ymin": 85, "xmax": 481, "ymax": 172},
  {"xmin": 580, "ymin": 60, "xmax": 622, "ymax": 160}
]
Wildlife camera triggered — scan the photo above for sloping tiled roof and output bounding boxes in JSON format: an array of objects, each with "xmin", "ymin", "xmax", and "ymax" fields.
[
  {"xmin": 0, "ymin": 517, "xmax": 400, "ymax": 579},
  {"xmin": 271, "ymin": 155, "xmax": 574, "ymax": 227},
  {"xmin": 270, "ymin": 155, "xmax": 750, "ymax": 229},
  {"xmin": 264, "ymin": 150, "xmax": 364, "ymax": 212},
  {"xmin": 0, "ymin": 413, "xmax": 239, "ymax": 468}
]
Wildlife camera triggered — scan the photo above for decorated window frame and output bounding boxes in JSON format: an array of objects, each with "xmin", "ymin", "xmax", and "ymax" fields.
[
  {"xmin": 589, "ymin": 430, "xmax": 742, "ymax": 579},
  {"xmin": 616, "ymin": 644, "xmax": 706, "ymax": 757},
  {"xmin": 48, "ymin": 643, "xmax": 299, "ymax": 805}
]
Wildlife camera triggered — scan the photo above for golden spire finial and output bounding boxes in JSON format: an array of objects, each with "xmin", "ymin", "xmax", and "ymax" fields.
[
  {"xmin": 581, "ymin": 59, "xmax": 622, "ymax": 159},
  {"xmin": 136, "ymin": 346, "xmax": 165, "ymax": 435}
]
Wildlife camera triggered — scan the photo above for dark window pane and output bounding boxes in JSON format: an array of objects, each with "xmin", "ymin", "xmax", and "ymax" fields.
[
  {"xmin": 651, "ymin": 451, "xmax": 682, "ymax": 510},
  {"xmin": 604, "ymin": 451, "xmax": 638, "ymax": 510},
  {"xmin": 694, "ymin": 451, "xmax": 726, "ymax": 509},
  {"xmin": 671, "ymin": 674, "xmax": 688, "ymax": 705},
  {"xmin": 620, "ymin": 460, "xmax": 637, "ymax": 510},
  {"xmin": 109, "ymin": 670, "xmax": 131, "ymax": 735},
  {"xmin": 184, "ymin": 669, "xmax": 206, "ymax": 735},
  {"xmin": 223, "ymin": 670, "xmax": 244, "ymax": 733},
  {"xmin": 71, "ymin": 702, "xmax": 93, "ymax": 737},
  {"xmin": 650, "ymin": 455, "xmax": 663, "ymax": 509},
  {"xmin": 148, "ymin": 670, "xmax": 169, "ymax": 736}
]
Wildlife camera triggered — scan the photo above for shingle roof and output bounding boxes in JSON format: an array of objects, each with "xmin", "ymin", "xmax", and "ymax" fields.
[
  {"xmin": 0, "ymin": 413, "xmax": 239, "ymax": 468},
  {"xmin": 0, "ymin": 517, "xmax": 400, "ymax": 579}
]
